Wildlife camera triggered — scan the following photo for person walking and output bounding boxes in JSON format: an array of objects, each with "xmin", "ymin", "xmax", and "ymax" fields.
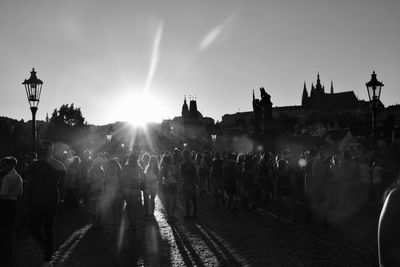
[
  {"xmin": 78, "ymin": 151, "xmax": 93, "ymax": 205},
  {"xmin": 274, "ymin": 159, "xmax": 293, "ymax": 221},
  {"xmin": 86, "ymin": 158, "xmax": 105, "ymax": 228},
  {"xmin": 241, "ymin": 154, "xmax": 257, "ymax": 210},
  {"xmin": 305, "ymin": 151, "xmax": 325, "ymax": 223},
  {"xmin": 121, "ymin": 152, "xmax": 143, "ymax": 229},
  {"xmin": 329, "ymin": 155, "xmax": 342, "ymax": 210},
  {"xmin": 26, "ymin": 141, "xmax": 66, "ymax": 267},
  {"xmin": 105, "ymin": 158, "xmax": 123, "ymax": 226},
  {"xmin": 359, "ymin": 157, "xmax": 372, "ymax": 207},
  {"xmin": 236, "ymin": 153, "xmax": 246, "ymax": 207},
  {"xmin": 372, "ymin": 159, "xmax": 384, "ymax": 208},
  {"xmin": 211, "ymin": 153, "xmax": 224, "ymax": 207},
  {"xmin": 256, "ymin": 153, "xmax": 274, "ymax": 206},
  {"xmin": 0, "ymin": 156, "xmax": 23, "ymax": 262},
  {"xmin": 160, "ymin": 154, "xmax": 178, "ymax": 223},
  {"xmin": 223, "ymin": 153, "xmax": 238, "ymax": 212},
  {"xmin": 143, "ymin": 156, "xmax": 160, "ymax": 217},
  {"xmin": 64, "ymin": 156, "xmax": 81, "ymax": 207},
  {"xmin": 180, "ymin": 150, "xmax": 199, "ymax": 219}
]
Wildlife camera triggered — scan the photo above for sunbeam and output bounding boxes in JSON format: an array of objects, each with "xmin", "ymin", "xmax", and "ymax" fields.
[
  {"xmin": 52, "ymin": 224, "xmax": 92, "ymax": 265},
  {"xmin": 117, "ymin": 211, "xmax": 127, "ymax": 253},
  {"xmin": 199, "ymin": 14, "xmax": 235, "ymax": 51},
  {"xmin": 144, "ymin": 21, "xmax": 164, "ymax": 94}
]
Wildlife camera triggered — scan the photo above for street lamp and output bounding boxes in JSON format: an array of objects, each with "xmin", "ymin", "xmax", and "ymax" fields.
[
  {"xmin": 23, "ymin": 68, "xmax": 43, "ymax": 153},
  {"xmin": 106, "ymin": 125, "xmax": 114, "ymax": 155},
  {"xmin": 366, "ymin": 71, "xmax": 384, "ymax": 142},
  {"xmin": 106, "ymin": 125, "xmax": 114, "ymax": 142}
]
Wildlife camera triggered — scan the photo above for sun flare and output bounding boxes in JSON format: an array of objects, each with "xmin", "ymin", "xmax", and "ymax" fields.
[{"xmin": 110, "ymin": 92, "xmax": 167, "ymax": 127}]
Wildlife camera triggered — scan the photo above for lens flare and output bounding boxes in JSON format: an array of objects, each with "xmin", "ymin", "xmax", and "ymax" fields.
[{"xmin": 298, "ymin": 158, "xmax": 307, "ymax": 168}]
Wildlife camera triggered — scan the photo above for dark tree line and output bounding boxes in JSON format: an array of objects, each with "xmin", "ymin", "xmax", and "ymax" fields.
[
  {"xmin": 49, "ymin": 104, "xmax": 85, "ymax": 127},
  {"xmin": 44, "ymin": 104, "xmax": 88, "ymax": 155}
]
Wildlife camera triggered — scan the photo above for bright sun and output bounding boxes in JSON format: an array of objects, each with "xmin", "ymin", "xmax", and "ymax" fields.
[{"xmin": 110, "ymin": 92, "xmax": 167, "ymax": 127}]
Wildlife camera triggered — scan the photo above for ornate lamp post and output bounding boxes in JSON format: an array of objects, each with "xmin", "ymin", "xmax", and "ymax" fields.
[
  {"xmin": 366, "ymin": 71, "xmax": 384, "ymax": 142},
  {"xmin": 106, "ymin": 125, "xmax": 114, "ymax": 155},
  {"xmin": 106, "ymin": 126, "xmax": 114, "ymax": 142},
  {"xmin": 23, "ymin": 68, "xmax": 43, "ymax": 153},
  {"xmin": 211, "ymin": 134, "xmax": 217, "ymax": 150}
]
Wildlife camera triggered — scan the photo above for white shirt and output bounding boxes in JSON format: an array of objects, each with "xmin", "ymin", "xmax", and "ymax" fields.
[{"xmin": 0, "ymin": 169, "xmax": 23, "ymax": 200}]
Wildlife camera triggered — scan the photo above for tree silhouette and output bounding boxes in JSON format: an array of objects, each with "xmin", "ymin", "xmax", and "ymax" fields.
[
  {"xmin": 45, "ymin": 104, "xmax": 87, "ymax": 154},
  {"xmin": 50, "ymin": 103, "xmax": 85, "ymax": 126}
]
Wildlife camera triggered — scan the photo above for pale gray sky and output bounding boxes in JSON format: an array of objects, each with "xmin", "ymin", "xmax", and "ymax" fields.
[{"xmin": 1, "ymin": 0, "xmax": 399, "ymax": 125}]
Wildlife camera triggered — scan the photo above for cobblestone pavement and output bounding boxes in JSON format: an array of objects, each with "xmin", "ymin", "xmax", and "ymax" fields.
[{"xmin": 5, "ymin": 193, "xmax": 379, "ymax": 267}]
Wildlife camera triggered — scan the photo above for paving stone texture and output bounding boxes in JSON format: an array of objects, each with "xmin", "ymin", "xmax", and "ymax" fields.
[{"xmin": 1, "ymin": 193, "xmax": 379, "ymax": 267}]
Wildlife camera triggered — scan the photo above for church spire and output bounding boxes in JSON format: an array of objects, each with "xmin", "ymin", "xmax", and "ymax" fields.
[
  {"xmin": 316, "ymin": 72, "xmax": 321, "ymax": 87},
  {"xmin": 330, "ymin": 80, "xmax": 334, "ymax": 94},
  {"xmin": 302, "ymin": 81, "xmax": 309, "ymax": 106},
  {"xmin": 315, "ymin": 72, "xmax": 324, "ymax": 94},
  {"xmin": 181, "ymin": 95, "xmax": 189, "ymax": 117}
]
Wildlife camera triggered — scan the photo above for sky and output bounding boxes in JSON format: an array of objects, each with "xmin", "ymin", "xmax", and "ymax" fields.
[{"xmin": 1, "ymin": 0, "xmax": 399, "ymax": 125}]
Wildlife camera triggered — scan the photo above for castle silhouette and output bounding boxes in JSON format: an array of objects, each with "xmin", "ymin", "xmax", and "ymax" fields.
[
  {"xmin": 221, "ymin": 73, "xmax": 378, "ymax": 137},
  {"xmin": 302, "ymin": 73, "xmax": 362, "ymax": 109}
]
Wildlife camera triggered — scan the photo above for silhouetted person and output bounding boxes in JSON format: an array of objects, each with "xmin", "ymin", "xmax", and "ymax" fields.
[
  {"xmin": 223, "ymin": 153, "xmax": 238, "ymax": 212},
  {"xmin": 211, "ymin": 153, "xmax": 224, "ymax": 207},
  {"xmin": 180, "ymin": 150, "xmax": 198, "ymax": 218},
  {"xmin": 143, "ymin": 156, "xmax": 160, "ymax": 217},
  {"xmin": 0, "ymin": 156, "xmax": 23, "ymax": 260},
  {"xmin": 256, "ymin": 153, "xmax": 273, "ymax": 205},
  {"xmin": 241, "ymin": 154, "xmax": 257, "ymax": 210},
  {"xmin": 274, "ymin": 159, "xmax": 292, "ymax": 221},
  {"xmin": 305, "ymin": 151, "xmax": 325, "ymax": 223},
  {"xmin": 86, "ymin": 158, "xmax": 105, "ymax": 227},
  {"xmin": 78, "ymin": 150, "xmax": 93, "ymax": 204},
  {"xmin": 194, "ymin": 152, "xmax": 208, "ymax": 193},
  {"xmin": 64, "ymin": 156, "xmax": 81, "ymax": 207},
  {"xmin": 27, "ymin": 141, "xmax": 66, "ymax": 266},
  {"xmin": 160, "ymin": 154, "xmax": 178, "ymax": 223},
  {"xmin": 121, "ymin": 152, "xmax": 143, "ymax": 229},
  {"xmin": 105, "ymin": 158, "xmax": 123, "ymax": 226}
]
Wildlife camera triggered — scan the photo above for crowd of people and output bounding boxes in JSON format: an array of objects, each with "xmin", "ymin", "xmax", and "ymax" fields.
[{"xmin": 1, "ymin": 141, "xmax": 399, "ymax": 266}]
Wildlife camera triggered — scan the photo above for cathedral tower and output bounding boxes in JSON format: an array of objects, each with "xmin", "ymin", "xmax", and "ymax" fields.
[
  {"xmin": 302, "ymin": 81, "xmax": 309, "ymax": 106},
  {"xmin": 181, "ymin": 96, "xmax": 189, "ymax": 118},
  {"xmin": 189, "ymin": 96, "xmax": 199, "ymax": 119},
  {"xmin": 315, "ymin": 73, "xmax": 324, "ymax": 95}
]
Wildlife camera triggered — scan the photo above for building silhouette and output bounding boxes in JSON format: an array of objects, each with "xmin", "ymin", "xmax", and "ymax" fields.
[
  {"xmin": 161, "ymin": 96, "xmax": 214, "ymax": 149},
  {"xmin": 302, "ymin": 73, "xmax": 366, "ymax": 110},
  {"xmin": 221, "ymin": 73, "xmax": 374, "ymax": 137}
]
